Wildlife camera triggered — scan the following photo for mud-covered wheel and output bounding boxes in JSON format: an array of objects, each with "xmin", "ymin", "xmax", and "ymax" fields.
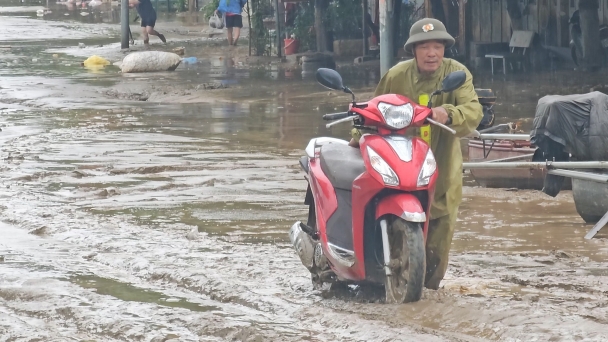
[{"xmin": 384, "ymin": 218, "xmax": 425, "ymax": 303}]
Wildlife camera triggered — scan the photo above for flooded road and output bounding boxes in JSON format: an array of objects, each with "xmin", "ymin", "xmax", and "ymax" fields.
[{"xmin": 2, "ymin": 6, "xmax": 608, "ymax": 342}]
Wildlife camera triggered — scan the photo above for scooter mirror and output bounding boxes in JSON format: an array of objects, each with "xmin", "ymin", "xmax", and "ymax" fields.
[
  {"xmin": 440, "ymin": 70, "xmax": 467, "ymax": 93},
  {"xmin": 316, "ymin": 68, "xmax": 345, "ymax": 91}
]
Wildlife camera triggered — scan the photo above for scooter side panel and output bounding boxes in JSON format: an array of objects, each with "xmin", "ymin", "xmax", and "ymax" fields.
[
  {"xmin": 310, "ymin": 158, "xmax": 365, "ymax": 281},
  {"xmin": 351, "ymin": 171, "xmax": 385, "ymax": 280},
  {"xmin": 308, "ymin": 159, "xmax": 338, "ymax": 231}
]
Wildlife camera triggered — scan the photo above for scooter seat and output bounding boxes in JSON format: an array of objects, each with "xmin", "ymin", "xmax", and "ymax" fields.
[{"xmin": 319, "ymin": 143, "xmax": 366, "ymax": 190}]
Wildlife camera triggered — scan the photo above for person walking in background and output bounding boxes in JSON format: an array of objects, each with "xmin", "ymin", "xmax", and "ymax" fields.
[
  {"xmin": 215, "ymin": 0, "xmax": 247, "ymax": 46},
  {"xmin": 129, "ymin": 0, "xmax": 166, "ymax": 46}
]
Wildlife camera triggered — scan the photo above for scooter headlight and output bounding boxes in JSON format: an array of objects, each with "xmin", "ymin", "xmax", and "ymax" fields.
[
  {"xmin": 366, "ymin": 146, "xmax": 399, "ymax": 186},
  {"xmin": 417, "ymin": 149, "xmax": 437, "ymax": 187},
  {"xmin": 377, "ymin": 102, "xmax": 414, "ymax": 130}
]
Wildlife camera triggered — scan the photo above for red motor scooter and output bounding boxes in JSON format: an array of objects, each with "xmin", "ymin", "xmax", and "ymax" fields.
[{"xmin": 289, "ymin": 68, "xmax": 465, "ymax": 303}]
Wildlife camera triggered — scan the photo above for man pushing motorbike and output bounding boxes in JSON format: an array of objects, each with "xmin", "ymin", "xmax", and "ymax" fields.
[{"xmin": 350, "ymin": 18, "xmax": 483, "ymax": 289}]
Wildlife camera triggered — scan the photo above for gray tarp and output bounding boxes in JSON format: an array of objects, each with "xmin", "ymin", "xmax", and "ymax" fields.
[{"xmin": 530, "ymin": 91, "xmax": 608, "ymax": 161}]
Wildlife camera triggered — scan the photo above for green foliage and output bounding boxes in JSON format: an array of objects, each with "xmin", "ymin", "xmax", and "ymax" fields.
[
  {"xmin": 291, "ymin": 2, "xmax": 316, "ymax": 52},
  {"xmin": 327, "ymin": 0, "xmax": 362, "ymax": 40},
  {"xmin": 288, "ymin": 0, "xmax": 364, "ymax": 49},
  {"xmin": 250, "ymin": 0, "xmax": 273, "ymax": 56},
  {"xmin": 201, "ymin": 0, "xmax": 220, "ymax": 19}
]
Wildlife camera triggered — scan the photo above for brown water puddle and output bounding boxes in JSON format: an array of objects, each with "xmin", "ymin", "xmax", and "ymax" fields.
[{"xmin": 458, "ymin": 187, "xmax": 608, "ymax": 260}]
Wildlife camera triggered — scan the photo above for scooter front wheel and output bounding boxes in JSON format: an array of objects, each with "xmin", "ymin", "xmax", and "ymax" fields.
[{"xmin": 384, "ymin": 218, "xmax": 425, "ymax": 303}]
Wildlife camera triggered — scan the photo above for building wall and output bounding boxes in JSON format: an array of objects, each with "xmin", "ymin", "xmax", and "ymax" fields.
[{"xmin": 468, "ymin": 0, "xmax": 608, "ymax": 48}]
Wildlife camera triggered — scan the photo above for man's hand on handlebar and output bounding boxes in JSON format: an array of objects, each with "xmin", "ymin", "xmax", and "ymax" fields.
[{"xmin": 431, "ymin": 106, "xmax": 450, "ymax": 125}]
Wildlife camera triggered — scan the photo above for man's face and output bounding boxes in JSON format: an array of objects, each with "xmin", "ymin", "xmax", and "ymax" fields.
[{"xmin": 414, "ymin": 40, "xmax": 445, "ymax": 73}]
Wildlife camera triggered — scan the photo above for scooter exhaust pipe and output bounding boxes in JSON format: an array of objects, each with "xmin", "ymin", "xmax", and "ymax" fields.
[
  {"xmin": 289, "ymin": 221, "xmax": 329, "ymax": 274},
  {"xmin": 289, "ymin": 221, "xmax": 315, "ymax": 270}
]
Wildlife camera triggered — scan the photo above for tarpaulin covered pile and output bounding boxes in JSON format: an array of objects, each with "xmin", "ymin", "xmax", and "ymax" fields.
[{"xmin": 530, "ymin": 91, "xmax": 608, "ymax": 196}]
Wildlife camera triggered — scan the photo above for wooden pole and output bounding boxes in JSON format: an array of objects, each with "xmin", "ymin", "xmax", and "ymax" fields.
[
  {"xmin": 459, "ymin": 0, "xmax": 465, "ymax": 56},
  {"xmin": 121, "ymin": 0, "xmax": 129, "ymax": 49},
  {"xmin": 362, "ymin": 0, "xmax": 368, "ymax": 57},
  {"xmin": 247, "ymin": 0, "xmax": 252, "ymax": 56},
  {"xmin": 275, "ymin": 0, "xmax": 281, "ymax": 57},
  {"xmin": 559, "ymin": 0, "xmax": 569, "ymax": 47},
  {"xmin": 315, "ymin": 0, "xmax": 329, "ymax": 52},
  {"xmin": 425, "ymin": 0, "xmax": 431, "ymax": 18},
  {"xmin": 579, "ymin": 0, "xmax": 601, "ymax": 71},
  {"xmin": 379, "ymin": 0, "xmax": 394, "ymax": 74},
  {"xmin": 441, "ymin": 0, "xmax": 450, "ymax": 27}
]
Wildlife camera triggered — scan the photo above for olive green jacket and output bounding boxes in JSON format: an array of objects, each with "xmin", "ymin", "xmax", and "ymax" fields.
[{"xmin": 373, "ymin": 58, "xmax": 482, "ymax": 219}]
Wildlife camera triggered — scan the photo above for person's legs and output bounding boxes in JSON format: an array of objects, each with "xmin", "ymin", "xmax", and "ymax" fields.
[
  {"xmin": 226, "ymin": 27, "xmax": 234, "ymax": 45},
  {"xmin": 146, "ymin": 26, "xmax": 166, "ymax": 43},
  {"xmin": 424, "ymin": 210, "xmax": 458, "ymax": 290},
  {"xmin": 232, "ymin": 27, "xmax": 240, "ymax": 46},
  {"xmin": 141, "ymin": 26, "xmax": 149, "ymax": 45},
  {"xmin": 140, "ymin": 14, "xmax": 165, "ymax": 44},
  {"xmin": 232, "ymin": 15, "xmax": 243, "ymax": 46}
]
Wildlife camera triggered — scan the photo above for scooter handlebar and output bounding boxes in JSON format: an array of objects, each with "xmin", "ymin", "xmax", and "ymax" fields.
[
  {"xmin": 322, "ymin": 112, "xmax": 350, "ymax": 121},
  {"xmin": 427, "ymin": 118, "xmax": 456, "ymax": 135}
]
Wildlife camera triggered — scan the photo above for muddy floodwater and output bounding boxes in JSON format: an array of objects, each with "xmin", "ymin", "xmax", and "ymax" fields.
[{"xmin": 2, "ymin": 5, "xmax": 608, "ymax": 342}]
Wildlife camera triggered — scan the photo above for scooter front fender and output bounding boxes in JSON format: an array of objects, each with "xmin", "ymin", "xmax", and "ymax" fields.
[{"xmin": 375, "ymin": 193, "xmax": 426, "ymax": 223}]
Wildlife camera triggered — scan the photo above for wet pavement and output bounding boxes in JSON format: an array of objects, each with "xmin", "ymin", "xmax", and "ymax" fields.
[{"xmin": 2, "ymin": 4, "xmax": 608, "ymax": 342}]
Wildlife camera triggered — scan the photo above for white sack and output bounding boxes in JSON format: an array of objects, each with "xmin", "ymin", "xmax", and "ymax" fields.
[{"xmin": 121, "ymin": 51, "xmax": 182, "ymax": 73}]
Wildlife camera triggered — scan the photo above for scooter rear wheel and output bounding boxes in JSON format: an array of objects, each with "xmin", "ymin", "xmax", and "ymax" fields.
[{"xmin": 384, "ymin": 218, "xmax": 425, "ymax": 303}]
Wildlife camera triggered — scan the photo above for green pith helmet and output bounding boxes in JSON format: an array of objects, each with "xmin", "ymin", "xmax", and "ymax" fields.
[{"xmin": 404, "ymin": 18, "xmax": 455, "ymax": 54}]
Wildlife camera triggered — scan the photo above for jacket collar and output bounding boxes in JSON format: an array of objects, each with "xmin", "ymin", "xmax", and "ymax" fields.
[{"xmin": 413, "ymin": 59, "xmax": 446, "ymax": 83}]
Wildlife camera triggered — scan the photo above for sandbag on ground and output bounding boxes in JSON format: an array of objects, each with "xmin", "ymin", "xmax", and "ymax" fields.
[{"xmin": 121, "ymin": 51, "xmax": 182, "ymax": 73}]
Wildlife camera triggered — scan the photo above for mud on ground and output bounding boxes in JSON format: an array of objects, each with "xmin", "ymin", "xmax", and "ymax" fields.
[{"xmin": 1, "ymin": 5, "xmax": 608, "ymax": 342}]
